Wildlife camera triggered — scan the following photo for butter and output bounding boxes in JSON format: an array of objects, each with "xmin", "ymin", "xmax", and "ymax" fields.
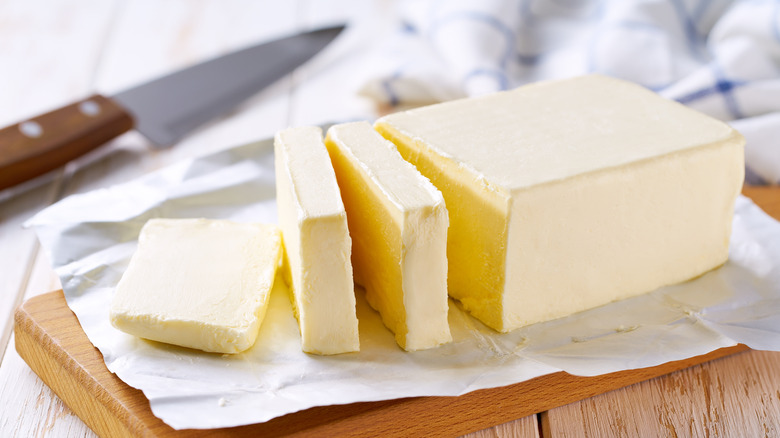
[
  {"xmin": 274, "ymin": 126, "xmax": 360, "ymax": 355},
  {"xmin": 325, "ymin": 122, "xmax": 451, "ymax": 351},
  {"xmin": 110, "ymin": 219, "xmax": 282, "ymax": 354},
  {"xmin": 376, "ymin": 74, "xmax": 744, "ymax": 332}
]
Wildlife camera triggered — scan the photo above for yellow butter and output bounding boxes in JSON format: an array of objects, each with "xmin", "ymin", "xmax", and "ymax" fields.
[
  {"xmin": 325, "ymin": 121, "xmax": 451, "ymax": 351},
  {"xmin": 274, "ymin": 126, "xmax": 360, "ymax": 355},
  {"xmin": 376, "ymin": 74, "xmax": 744, "ymax": 332},
  {"xmin": 110, "ymin": 218, "xmax": 282, "ymax": 354}
]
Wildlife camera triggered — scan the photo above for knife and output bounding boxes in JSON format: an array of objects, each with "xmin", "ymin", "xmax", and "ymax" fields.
[{"xmin": 0, "ymin": 25, "xmax": 344, "ymax": 191}]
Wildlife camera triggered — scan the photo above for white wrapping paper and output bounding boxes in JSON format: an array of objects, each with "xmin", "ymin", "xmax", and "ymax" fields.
[{"xmin": 27, "ymin": 137, "xmax": 780, "ymax": 430}]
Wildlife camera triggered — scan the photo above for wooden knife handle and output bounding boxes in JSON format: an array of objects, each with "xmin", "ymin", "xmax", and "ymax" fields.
[{"xmin": 0, "ymin": 94, "xmax": 134, "ymax": 191}]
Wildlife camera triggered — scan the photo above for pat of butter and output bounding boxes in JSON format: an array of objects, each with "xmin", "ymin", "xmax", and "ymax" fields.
[
  {"xmin": 376, "ymin": 74, "xmax": 745, "ymax": 332},
  {"xmin": 325, "ymin": 122, "xmax": 451, "ymax": 351},
  {"xmin": 274, "ymin": 126, "xmax": 360, "ymax": 355},
  {"xmin": 110, "ymin": 219, "xmax": 282, "ymax": 354}
]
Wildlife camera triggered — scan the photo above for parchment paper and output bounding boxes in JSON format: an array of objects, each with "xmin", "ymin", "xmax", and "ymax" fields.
[{"xmin": 27, "ymin": 137, "xmax": 780, "ymax": 429}]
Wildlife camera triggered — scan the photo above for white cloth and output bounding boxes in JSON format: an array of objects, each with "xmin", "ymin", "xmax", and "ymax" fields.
[{"xmin": 359, "ymin": 0, "xmax": 780, "ymax": 184}]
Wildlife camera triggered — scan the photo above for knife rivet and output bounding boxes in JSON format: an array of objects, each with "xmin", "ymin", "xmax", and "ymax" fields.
[
  {"xmin": 79, "ymin": 100, "xmax": 101, "ymax": 117},
  {"xmin": 19, "ymin": 121, "xmax": 43, "ymax": 138}
]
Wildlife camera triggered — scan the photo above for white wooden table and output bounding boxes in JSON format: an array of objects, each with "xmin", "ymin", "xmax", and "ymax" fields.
[{"xmin": 1, "ymin": 1, "xmax": 779, "ymax": 436}]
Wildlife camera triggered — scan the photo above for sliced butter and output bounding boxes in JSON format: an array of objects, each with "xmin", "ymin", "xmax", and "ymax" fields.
[
  {"xmin": 274, "ymin": 126, "xmax": 360, "ymax": 355},
  {"xmin": 325, "ymin": 121, "xmax": 451, "ymax": 351},
  {"xmin": 110, "ymin": 218, "xmax": 282, "ymax": 354},
  {"xmin": 375, "ymin": 74, "xmax": 745, "ymax": 332}
]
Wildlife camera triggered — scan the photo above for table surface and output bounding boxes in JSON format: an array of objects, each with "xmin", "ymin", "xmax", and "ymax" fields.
[{"xmin": 0, "ymin": 1, "xmax": 778, "ymax": 437}]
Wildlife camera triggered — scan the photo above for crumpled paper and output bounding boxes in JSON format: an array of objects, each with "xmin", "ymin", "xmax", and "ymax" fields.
[{"xmin": 27, "ymin": 137, "xmax": 780, "ymax": 429}]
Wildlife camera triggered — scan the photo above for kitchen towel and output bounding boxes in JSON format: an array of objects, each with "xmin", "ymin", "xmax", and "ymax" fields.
[{"xmin": 359, "ymin": 0, "xmax": 780, "ymax": 184}]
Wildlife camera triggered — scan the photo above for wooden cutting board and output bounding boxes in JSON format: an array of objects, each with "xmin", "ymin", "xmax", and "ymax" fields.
[{"xmin": 14, "ymin": 186, "xmax": 778, "ymax": 437}]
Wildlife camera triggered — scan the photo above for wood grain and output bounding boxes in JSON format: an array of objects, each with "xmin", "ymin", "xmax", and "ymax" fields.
[
  {"xmin": 0, "ymin": 2, "xmax": 383, "ymax": 436},
  {"xmin": 10, "ymin": 186, "xmax": 778, "ymax": 437},
  {"xmin": 0, "ymin": 0, "xmax": 118, "ymax": 368},
  {"xmin": 13, "ymin": 290, "xmax": 749, "ymax": 437},
  {"xmin": 542, "ymin": 351, "xmax": 780, "ymax": 437},
  {"xmin": 543, "ymin": 184, "xmax": 780, "ymax": 437},
  {"xmin": 0, "ymin": 94, "xmax": 134, "ymax": 190},
  {"xmin": 0, "ymin": 3, "xmax": 303, "ymax": 437},
  {"xmin": 465, "ymin": 416, "xmax": 541, "ymax": 438},
  {"xmin": 0, "ymin": 249, "xmax": 72, "ymax": 437},
  {"xmin": 1, "ymin": 1, "xmax": 777, "ymax": 436},
  {"xmin": 0, "ymin": 336, "xmax": 90, "ymax": 436}
]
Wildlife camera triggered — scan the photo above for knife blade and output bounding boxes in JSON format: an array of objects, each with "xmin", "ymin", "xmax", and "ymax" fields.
[{"xmin": 0, "ymin": 25, "xmax": 344, "ymax": 191}]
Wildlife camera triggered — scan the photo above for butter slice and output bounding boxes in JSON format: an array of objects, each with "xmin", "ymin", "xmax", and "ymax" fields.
[
  {"xmin": 376, "ymin": 74, "xmax": 745, "ymax": 332},
  {"xmin": 325, "ymin": 122, "xmax": 451, "ymax": 351},
  {"xmin": 110, "ymin": 219, "xmax": 282, "ymax": 354},
  {"xmin": 274, "ymin": 126, "xmax": 360, "ymax": 355}
]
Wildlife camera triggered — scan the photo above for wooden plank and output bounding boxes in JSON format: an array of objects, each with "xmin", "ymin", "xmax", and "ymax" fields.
[
  {"xmin": 465, "ymin": 417, "xmax": 541, "ymax": 438},
  {"xmin": 1, "ymin": 0, "xmax": 775, "ymax": 435},
  {"xmin": 290, "ymin": 0, "xmax": 518, "ymax": 430},
  {"xmin": 0, "ymin": 233, "xmax": 91, "ymax": 436},
  {"xmin": 0, "ymin": 336, "xmax": 94, "ymax": 437},
  {"xmin": 0, "ymin": 2, "xmax": 302, "ymax": 437},
  {"xmin": 542, "ymin": 351, "xmax": 780, "ymax": 437},
  {"xmin": 0, "ymin": 181, "xmax": 60, "ymax": 358},
  {"xmin": 6, "ymin": 184, "xmax": 776, "ymax": 438},
  {"xmin": 7, "ymin": 181, "xmax": 777, "ymax": 436},
  {"xmin": 0, "ymin": 0, "xmax": 117, "ymax": 363},
  {"xmin": 62, "ymin": 0, "xmax": 299, "ymax": 196},
  {"xmin": 14, "ymin": 290, "xmax": 748, "ymax": 437},
  {"xmin": 543, "ymin": 184, "xmax": 780, "ymax": 437},
  {"xmin": 7, "ymin": 182, "xmax": 777, "ymax": 438},
  {"xmin": 0, "ymin": 8, "xmax": 111, "ymax": 435},
  {"xmin": 0, "ymin": 0, "xmax": 116, "ymax": 126}
]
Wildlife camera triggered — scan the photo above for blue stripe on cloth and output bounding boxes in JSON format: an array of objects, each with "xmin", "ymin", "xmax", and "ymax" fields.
[
  {"xmin": 719, "ymin": 83, "xmax": 745, "ymax": 119},
  {"xmin": 675, "ymin": 83, "xmax": 724, "ymax": 103},
  {"xmin": 382, "ymin": 68, "xmax": 405, "ymax": 106},
  {"xmin": 710, "ymin": 61, "xmax": 746, "ymax": 119},
  {"xmin": 675, "ymin": 63, "xmax": 747, "ymax": 119},
  {"xmin": 519, "ymin": 0, "xmax": 534, "ymax": 24},
  {"xmin": 463, "ymin": 67, "xmax": 510, "ymax": 90},
  {"xmin": 517, "ymin": 0, "xmax": 538, "ymax": 65},
  {"xmin": 400, "ymin": 21, "xmax": 417, "ymax": 34},
  {"xmin": 517, "ymin": 53, "xmax": 543, "ymax": 66},
  {"xmin": 744, "ymin": 166, "xmax": 769, "ymax": 185},
  {"xmin": 669, "ymin": 0, "xmax": 707, "ymax": 61},
  {"xmin": 429, "ymin": 11, "xmax": 516, "ymax": 69},
  {"xmin": 647, "ymin": 83, "xmax": 673, "ymax": 93}
]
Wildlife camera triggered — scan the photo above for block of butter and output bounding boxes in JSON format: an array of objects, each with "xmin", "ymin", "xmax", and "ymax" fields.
[
  {"xmin": 325, "ymin": 122, "xmax": 451, "ymax": 351},
  {"xmin": 375, "ymin": 74, "xmax": 745, "ymax": 333},
  {"xmin": 274, "ymin": 126, "xmax": 360, "ymax": 355},
  {"xmin": 110, "ymin": 218, "xmax": 282, "ymax": 354}
]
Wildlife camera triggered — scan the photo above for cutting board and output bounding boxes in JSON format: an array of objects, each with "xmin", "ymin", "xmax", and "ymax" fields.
[{"xmin": 14, "ymin": 186, "xmax": 778, "ymax": 437}]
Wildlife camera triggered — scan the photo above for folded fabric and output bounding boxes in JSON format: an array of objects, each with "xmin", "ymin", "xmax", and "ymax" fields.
[{"xmin": 359, "ymin": 0, "xmax": 780, "ymax": 184}]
